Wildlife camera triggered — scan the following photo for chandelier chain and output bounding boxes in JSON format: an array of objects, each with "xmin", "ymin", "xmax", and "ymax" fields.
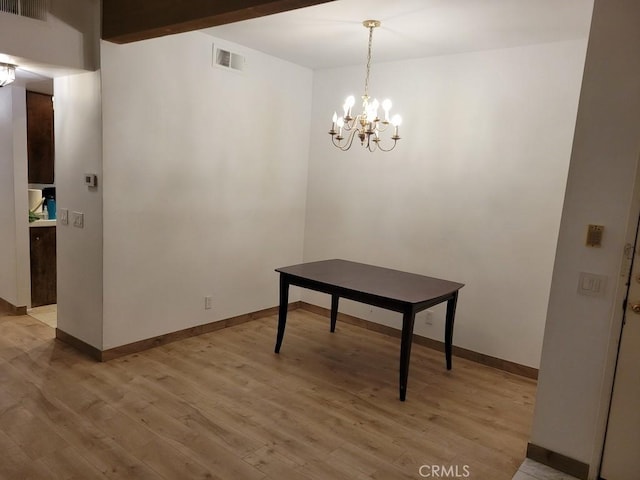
[{"xmin": 364, "ymin": 25, "xmax": 374, "ymax": 99}]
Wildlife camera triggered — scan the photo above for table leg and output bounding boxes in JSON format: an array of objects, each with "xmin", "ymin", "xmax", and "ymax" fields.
[
  {"xmin": 274, "ymin": 274, "xmax": 289, "ymax": 353},
  {"xmin": 330, "ymin": 294, "xmax": 339, "ymax": 332},
  {"xmin": 444, "ymin": 291, "xmax": 459, "ymax": 370},
  {"xmin": 399, "ymin": 307, "xmax": 417, "ymax": 401}
]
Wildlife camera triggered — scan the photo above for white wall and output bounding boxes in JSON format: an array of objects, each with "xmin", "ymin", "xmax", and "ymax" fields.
[
  {"xmin": 530, "ymin": 0, "xmax": 640, "ymax": 476},
  {"xmin": 0, "ymin": 0, "xmax": 100, "ymax": 317},
  {"xmin": 304, "ymin": 40, "xmax": 588, "ymax": 368},
  {"xmin": 0, "ymin": 0, "xmax": 99, "ymax": 71},
  {"xmin": 54, "ymin": 71, "xmax": 104, "ymax": 348},
  {"xmin": 0, "ymin": 86, "xmax": 29, "ymax": 309},
  {"xmin": 100, "ymin": 32, "xmax": 312, "ymax": 349}
]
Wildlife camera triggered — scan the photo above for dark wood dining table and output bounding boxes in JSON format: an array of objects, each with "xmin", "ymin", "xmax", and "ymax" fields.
[{"xmin": 274, "ymin": 259, "xmax": 464, "ymax": 401}]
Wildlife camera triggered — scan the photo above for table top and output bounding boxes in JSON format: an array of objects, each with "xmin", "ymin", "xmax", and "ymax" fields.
[{"xmin": 276, "ymin": 259, "xmax": 464, "ymax": 305}]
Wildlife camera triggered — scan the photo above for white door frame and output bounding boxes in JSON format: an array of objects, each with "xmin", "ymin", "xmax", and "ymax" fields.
[{"xmin": 594, "ymin": 154, "xmax": 640, "ymax": 476}]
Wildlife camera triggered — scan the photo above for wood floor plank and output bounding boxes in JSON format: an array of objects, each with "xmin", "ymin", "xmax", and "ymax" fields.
[
  {"xmin": 243, "ymin": 445, "xmax": 316, "ymax": 480},
  {"xmin": 0, "ymin": 309, "xmax": 536, "ymax": 479},
  {"xmin": 0, "ymin": 444, "xmax": 55, "ymax": 480},
  {"xmin": 37, "ymin": 445, "xmax": 111, "ymax": 480},
  {"xmin": 0, "ymin": 404, "xmax": 70, "ymax": 461}
]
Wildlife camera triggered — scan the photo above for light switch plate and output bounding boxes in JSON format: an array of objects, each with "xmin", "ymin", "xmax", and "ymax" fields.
[
  {"xmin": 59, "ymin": 208, "xmax": 69, "ymax": 225},
  {"xmin": 72, "ymin": 211, "xmax": 84, "ymax": 228},
  {"xmin": 84, "ymin": 173, "xmax": 97, "ymax": 187},
  {"xmin": 578, "ymin": 272, "xmax": 608, "ymax": 297},
  {"xmin": 586, "ymin": 224, "xmax": 604, "ymax": 247}
]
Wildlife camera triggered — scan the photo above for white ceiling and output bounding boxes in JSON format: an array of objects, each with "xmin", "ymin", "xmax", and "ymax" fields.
[
  {"xmin": 201, "ymin": 0, "xmax": 594, "ymax": 70},
  {"xmin": 0, "ymin": 51, "xmax": 82, "ymax": 94},
  {"xmin": 1, "ymin": 0, "xmax": 594, "ymax": 90},
  {"xmin": 3, "ymin": 65, "xmax": 53, "ymax": 94}
]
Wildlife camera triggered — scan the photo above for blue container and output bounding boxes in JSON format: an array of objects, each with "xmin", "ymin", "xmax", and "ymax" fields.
[{"xmin": 46, "ymin": 198, "xmax": 56, "ymax": 220}]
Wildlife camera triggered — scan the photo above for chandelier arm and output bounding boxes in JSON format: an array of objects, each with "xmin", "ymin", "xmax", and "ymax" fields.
[
  {"xmin": 343, "ymin": 115, "xmax": 359, "ymax": 131},
  {"xmin": 348, "ymin": 127, "xmax": 360, "ymax": 145},
  {"xmin": 331, "ymin": 128, "xmax": 358, "ymax": 151},
  {"xmin": 331, "ymin": 135, "xmax": 345, "ymax": 150},
  {"xmin": 340, "ymin": 131, "xmax": 358, "ymax": 151},
  {"xmin": 374, "ymin": 139, "xmax": 398, "ymax": 152}
]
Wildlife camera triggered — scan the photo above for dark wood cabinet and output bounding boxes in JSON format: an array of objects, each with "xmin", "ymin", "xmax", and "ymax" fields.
[
  {"xmin": 27, "ymin": 91, "xmax": 55, "ymax": 184},
  {"xmin": 30, "ymin": 226, "xmax": 56, "ymax": 307}
]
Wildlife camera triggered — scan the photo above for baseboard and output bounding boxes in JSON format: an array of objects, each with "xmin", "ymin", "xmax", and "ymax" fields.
[
  {"xmin": 56, "ymin": 299, "xmax": 538, "ymax": 379},
  {"xmin": 100, "ymin": 302, "xmax": 302, "ymax": 361},
  {"xmin": 55, "ymin": 328, "xmax": 103, "ymax": 361},
  {"xmin": 56, "ymin": 301, "xmax": 303, "ymax": 362},
  {"xmin": 0, "ymin": 297, "xmax": 27, "ymax": 316},
  {"xmin": 527, "ymin": 443, "xmax": 589, "ymax": 480},
  {"xmin": 299, "ymin": 302, "xmax": 538, "ymax": 380}
]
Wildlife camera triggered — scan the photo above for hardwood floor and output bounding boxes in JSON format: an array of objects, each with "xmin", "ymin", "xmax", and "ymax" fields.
[{"xmin": 0, "ymin": 308, "xmax": 536, "ymax": 479}]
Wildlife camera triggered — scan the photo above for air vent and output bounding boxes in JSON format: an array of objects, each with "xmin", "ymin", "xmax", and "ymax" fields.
[
  {"xmin": 0, "ymin": 0, "xmax": 48, "ymax": 21},
  {"xmin": 212, "ymin": 45, "xmax": 245, "ymax": 72}
]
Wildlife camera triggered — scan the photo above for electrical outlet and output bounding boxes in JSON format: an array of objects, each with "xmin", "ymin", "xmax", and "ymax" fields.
[
  {"xmin": 417, "ymin": 310, "xmax": 434, "ymax": 326},
  {"xmin": 59, "ymin": 208, "xmax": 69, "ymax": 225},
  {"xmin": 72, "ymin": 211, "xmax": 84, "ymax": 228},
  {"xmin": 204, "ymin": 296, "xmax": 212, "ymax": 310}
]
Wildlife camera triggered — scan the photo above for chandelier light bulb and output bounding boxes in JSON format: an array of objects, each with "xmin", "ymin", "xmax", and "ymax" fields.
[
  {"xmin": 328, "ymin": 21, "xmax": 402, "ymax": 152},
  {"xmin": 331, "ymin": 112, "xmax": 338, "ymax": 133},
  {"xmin": 345, "ymin": 95, "xmax": 355, "ymax": 108},
  {"xmin": 343, "ymin": 95, "xmax": 355, "ymax": 118},
  {"xmin": 371, "ymin": 98, "xmax": 380, "ymax": 119},
  {"xmin": 382, "ymin": 99, "xmax": 392, "ymax": 121},
  {"xmin": 364, "ymin": 103, "xmax": 373, "ymax": 120},
  {"xmin": 391, "ymin": 114, "xmax": 402, "ymax": 140}
]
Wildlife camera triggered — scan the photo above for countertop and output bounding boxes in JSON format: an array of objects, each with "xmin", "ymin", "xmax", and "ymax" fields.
[{"xmin": 29, "ymin": 219, "xmax": 56, "ymax": 227}]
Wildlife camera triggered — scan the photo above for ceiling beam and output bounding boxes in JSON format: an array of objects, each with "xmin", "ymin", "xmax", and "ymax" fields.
[{"xmin": 102, "ymin": 0, "xmax": 335, "ymax": 44}]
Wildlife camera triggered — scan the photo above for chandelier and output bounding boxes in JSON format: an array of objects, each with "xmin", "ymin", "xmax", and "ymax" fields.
[
  {"xmin": 0, "ymin": 63, "xmax": 16, "ymax": 87},
  {"xmin": 329, "ymin": 20, "xmax": 402, "ymax": 152}
]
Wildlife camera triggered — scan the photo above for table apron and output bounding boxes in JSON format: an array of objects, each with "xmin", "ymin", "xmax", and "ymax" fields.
[{"xmin": 283, "ymin": 273, "xmax": 454, "ymax": 315}]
